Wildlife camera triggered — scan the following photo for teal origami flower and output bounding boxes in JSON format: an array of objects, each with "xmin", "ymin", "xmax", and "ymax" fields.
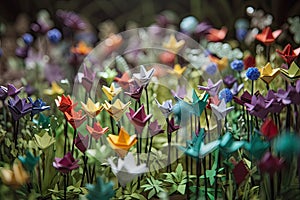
[
  {"xmin": 192, "ymin": 90, "xmax": 209, "ymax": 117},
  {"xmin": 219, "ymin": 132, "xmax": 245, "ymax": 157},
  {"xmin": 244, "ymin": 130, "xmax": 269, "ymax": 160},
  {"xmin": 274, "ymin": 132, "xmax": 300, "ymax": 162},
  {"xmin": 172, "ymin": 96, "xmax": 193, "ymax": 125},
  {"xmin": 86, "ymin": 177, "xmax": 115, "ymax": 200},
  {"xmin": 18, "ymin": 151, "xmax": 39, "ymax": 172}
]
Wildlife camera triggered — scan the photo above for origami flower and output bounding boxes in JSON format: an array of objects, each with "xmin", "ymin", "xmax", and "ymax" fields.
[
  {"xmin": 34, "ymin": 132, "xmax": 56, "ymax": 150},
  {"xmin": 219, "ymin": 132, "xmax": 245, "ymax": 157},
  {"xmin": 28, "ymin": 97, "xmax": 50, "ymax": 118},
  {"xmin": 287, "ymin": 81, "xmax": 300, "ymax": 104},
  {"xmin": 198, "ymin": 79, "xmax": 223, "ymax": 97},
  {"xmin": 206, "ymin": 95, "xmax": 220, "ymax": 109},
  {"xmin": 7, "ymin": 83, "xmax": 23, "ymax": 97},
  {"xmin": 0, "ymin": 162, "xmax": 29, "ymax": 189},
  {"xmin": 53, "ymin": 152, "xmax": 79, "ymax": 174},
  {"xmin": 43, "ymin": 81, "xmax": 64, "ymax": 96},
  {"xmin": 275, "ymin": 88, "xmax": 291, "ymax": 105},
  {"xmin": 232, "ymin": 160, "xmax": 249, "ymax": 185},
  {"xmin": 98, "ymin": 67, "xmax": 118, "ymax": 85},
  {"xmin": 223, "ymin": 75, "xmax": 237, "ymax": 88},
  {"xmin": 206, "ymin": 26, "xmax": 227, "ymax": 42},
  {"xmin": 71, "ymin": 41, "xmax": 92, "ymax": 55},
  {"xmin": 107, "ymin": 127, "xmax": 137, "ymax": 158},
  {"xmin": 245, "ymin": 95, "xmax": 273, "ymax": 119},
  {"xmin": 80, "ymin": 64, "xmax": 95, "ymax": 92},
  {"xmin": 81, "ymin": 98, "xmax": 103, "ymax": 118},
  {"xmin": 148, "ymin": 120, "xmax": 164, "ymax": 137},
  {"xmin": 274, "ymin": 133, "xmax": 300, "ymax": 161},
  {"xmin": 255, "ymin": 27, "xmax": 282, "ymax": 45},
  {"xmin": 172, "ymin": 96, "xmax": 193, "ymax": 124},
  {"xmin": 64, "ymin": 109, "xmax": 87, "ymax": 129},
  {"xmin": 155, "ymin": 99, "xmax": 173, "ymax": 118},
  {"xmin": 172, "ymin": 64, "xmax": 186, "ymax": 76},
  {"xmin": 114, "ymin": 72, "xmax": 132, "ymax": 90},
  {"xmin": 259, "ymin": 152, "xmax": 284, "ymax": 176},
  {"xmin": 86, "ymin": 144, "xmax": 114, "ymax": 163},
  {"xmin": 86, "ymin": 177, "xmax": 115, "ymax": 200},
  {"xmin": 210, "ymin": 56, "xmax": 228, "ymax": 71},
  {"xmin": 210, "ymin": 99, "xmax": 234, "ymax": 121},
  {"xmin": 162, "ymin": 34, "xmax": 185, "ymax": 53},
  {"xmin": 133, "ymin": 65, "xmax": 155, "ymax": 86},
  {"xmin": 218, "ymin": 88, "xmax": 233, "ymax": 103},
  {"xmin": 246, "ymin": 67, "xmax": 261, "ymax": 80},
  {"xmin": 243, "ymin": 55, "xmax": 256, "ymax": 70},
  {"xmin": 102, "ymin": 83, "xmax": 122, "ymax": 101},
  {"xmin": 234, "ymin": 91, "xmax": 252, "ymax": 106},
  {"xmin": 124, "ymin": 84, "xmax": 143, "ymax": 101},
  {"xmin": 260, "ymin": 118, "xmax": 278, "ymax": 140},
  {"xmin": 126, "ymin": 105, "xmax": 152, "ymax": 132},
  {"xmin": 167, "ymin": 117, "xmax": 180, "ymax": 134},
  {"xmin": 75, "ymin": 132, "xmax": 89, "ymax": 153},
  {"xmin": 276, "ymin": 44, "xmax": 300, "ymax": 65},
  {"xmin": 86, "ymin": 122, "xmax": 109, "ymax": 140},
  {"xmin": 0, "ymin": 86, "xmax": 8, "ymax": 100},
  {"xmin": 230, "ymin": 82, "xmax": 244, "ymax": 96},
  {"xmin": 280, "ymin": 61, "xmax": 300, "ymax": 81},
  {"xmin": 259, "ymin": 62, "xmax": 280, "ymax": 84},
  {"xmin": 192, "ymin": 90, "xmax": 209, "ymax": 116},
  {"xmin": 265, "ymin": 90, "xmax": 284, "ymax": 114},
  {"xmin": 18, "ymin": 151, "xmax": 39, "ymax": 172},
  {"xmin": 205, "ymin": 62, "xmax": 217, "ymax": 75},
  {"xmin": 8, "ymin": 96, "xmax": 32, "ymax": 121},
  {"xmin": 230, "ymin": 59, "xmax": 244, "ymax": 72},
  {"xmin": 47, "ymin": 28, "xmax": 62, "ymax": 43},
  {"xmin": 171, "ymin": 85, "xmax": 187, "ymax": 100},
  {"xmin": 244, "ymin": 131, "xmax": 269, "ymax": 159},
  {"xmin": 55, "ymin": 95, "xmax": 77, "ymax": 113},
  {"xmin": 108, "ymin": 152, "xmax": 148, "ymax": 187},
  {"xmin": 103, "ymin": 99, "xmax": 131, "ymax": 121},
  {"xmin": 37, "ymin": 113, "xmax": 51, "ymax": 129}
]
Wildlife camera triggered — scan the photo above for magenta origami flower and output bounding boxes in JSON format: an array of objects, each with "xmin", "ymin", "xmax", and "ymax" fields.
[
  {"xmin": 80, "ymin": 64, "xmax": 95, "ymax": 92},
  {"xmin": 149, "ymin": 120, "xmax": 164, "ymax": 137},
  {"xmin": 198, "ymin": 79, "xmax": 222, "ymax": 97},
  {"xmin": 126, "ymin": 105, "xmax": 152, "ymax": 133},
  {"xmin": 234, "ymin": 91, "xmax": 252, "ymax": 106},
  {"xmin": 245, "ymin": 95, "xmax": 273, "ymax": 119},
  {"xmin": 8, "ymin": 96, "xmax": 32, "ymax": 121},
  {"xmin": 274, "ymin": 88, "xmax": 291, "ymax": 105},
  {"xmin": 53, "ymin": 152, "xmax": 79, "ymax": 174},
  {"xmin": 124, "ymin": 83, "xmax": 144, "ymax": 101},
  {"xmin": 75, "ymin": 132, "xmax": 89, "ymax": 153},
  {"xmin": 230, "ymin": 82, "xmax": 244, "ymax": 96},
  {"xmin": 167, "ymin": 117, "xmax": 180, "ymax": 134},
  {"xmin": 223, "ymin": 75, "xmax": 237, "ymax": 88},
  {"xmin": 259, "ymin": 152, "xmax": 284, "ymax": 176}
]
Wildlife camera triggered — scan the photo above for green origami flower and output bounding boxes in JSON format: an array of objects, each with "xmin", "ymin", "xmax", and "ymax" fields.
[
  {"xmin": 34, "ymin": 131, "xmax": 56, "ymax": 150},
  {"xmin": 219, "ymin": 132, "xmax": 245, "ymax": 157},
  {"xmin": 244, "ymin": 130, "xmax": 269, "ymax": 160},
  {"xmin": 98, "ymin": 67, "xmax": 117, "ymax": 85},
  {"xmin": 18, "ymin": 150, "xmax": 39, "ymax": 172},
  {"xmin": 86, "ymin": 177, "xmax": 115, "ymax": 200}
]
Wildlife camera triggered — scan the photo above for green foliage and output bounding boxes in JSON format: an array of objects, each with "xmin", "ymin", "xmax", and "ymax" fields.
[
  {"xmin": 141, "ymin": 176, "xmax": 165, "ymax": 199},
  {"xmin": 115, "ymin": 181, "xmax": 146, "ymax": 200}
]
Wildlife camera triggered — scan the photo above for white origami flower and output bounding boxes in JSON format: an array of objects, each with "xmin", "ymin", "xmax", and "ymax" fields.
[
  {"xmin": 133, "ymin": 65, "xmax": 155, "ymax": 86},
  {"xmin": 210, "ymin": 99, "xmax": 234, "ymax": 121}
]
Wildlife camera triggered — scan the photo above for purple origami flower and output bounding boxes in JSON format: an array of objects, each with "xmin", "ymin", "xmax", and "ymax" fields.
[
  {"xmin": 265, "ymin": 90, "xmax": 284, "ymax": 113},
  {"xmin": 195, "ymin": 22, "xmax": 212, "ymax": 37},
  {"xmin": 7, "ymin": 84, "xmax": 23, "ymax": 97},
  {"xmin": 171, "ymin": 85, "xmax": 187, "ymax": 100},
  {"xmin": 167, "ymin": 117, "xmax": 180, "ymax": 134},
  {"xmin": 234, "ymin": 91, "xmax": 252, "ymax": 106},
  {"xmin": 230, "ymin": 82, "xmax": 244, "ymax": 96},
  {"xmin": 155, "ymin": 99, "xmax": 173, "ymax": 118},
  {"xmin": 8, "ymin": 96, "xmax": 32, "ymax": 121},
  {"xmin": 24, "ymin": 85, "xmax": 36, "ymax": 96},
  {"xmin": 0, "ymin": 86, "xmax": 8, "ymax": 100},
  {"xmin": 275, "ymin": 89, "xmax": 291, "ymax": 105},
  {"xmin": 126, "ymin": 105, "xmax": 152, "ymax": 133},
  {"xmin": 28, "ymin": 97, "xmax": 50, "ymax": 118},
  {"xmin": 75, "ymin": 132, "xmax": 89, "ymax": 153},
  {"xmin": 149, "ymin": 120, "xmax": 164, "ymax": 137},
  {"xmin": 124, "ymin": 83, "xmax": 144, "ymax": 101},
  {"xmin": 223, "ymin": 75, "xmax": 237, "ymax": 88},
  {"xmin": 259, "ymin": 152, "xmax": 284, "ymax": 176},
  {"xmin": 287, "ymin": 82, "xmax": 300, "ymax": 104},
  {"xmin": 245, "ymin": 95, "xmax": 273, "ymax": 119},
  {"xmin": 198, "ymin": 79, "xmax": 223, "ymax": 97},
  {"xmin": 53, "ymin": 152, "xmax": 79, "ymax": 174}
]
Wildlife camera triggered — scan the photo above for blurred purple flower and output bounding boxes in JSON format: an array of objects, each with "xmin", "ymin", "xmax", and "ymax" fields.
[
  {"xmin": 31, "ymin": 20, "xmax": 51, "ymax": 34},
  {"xmin": 149, "ymin": 120, "xmax": 164, "ymax": 137},
  {"xmin": 56, "ymin": 10, "xmax": 86, "ymax": 30},
  {"xmin": 230, "ymin": 82, "xmax": 244, "ymax": 96},
  {"xmin": 79, "ymin": 64, "xmax": 95, "ymax": 93},
  {"xmin": 53, "ymin": 152, "xmax": 79, "ymax": 174},
  {"xmin": 223, "ymin": 75, "xmax": 237, "ymax": 88},
  {"xmin": 198, "ymin": 79, "xmax": 222, "ymax": 97},
  {"xmin": 259, "ymin": 152, "xmax": 284, "ymax": 176},
  {"xmin": 171, "ymin": 85, "xmax": 187, "ymax": 99},
  {"xmin": 245, "ymin": 95, "xmax": 273, "ymax": 119},
  {"xmin": 168, "ymin": 117, "xmax": 180, "ymax": 134},
  {"xmin": 7, "ymin": 84, "xmax": 23, "ymax": 97},
  {"xmin": 265, "ymin": 90, "xmax": 284, "ymax": 113},
  {"xmin": 44, "ymin": 63, "xmax": 64, "ymax": 83},
  {"xmin": 195, "ymin": 22, "xmax": 212, "ymax": 37},
  {"xmin": 25, "ymin": 85, "xmax": 36, "ymax": 96},
  {"xmin": 8, "ymin": 96, "xmax": 32, "ymax": 121},
  {"xmin": 75, "ymin": 132, "xmax": 89, "ymax": 153},
  {"xmin": 124, "ymin": 83, "xmax": 143, "ymax": 101},
  {"xmin": 275, "ymin": 89, "xmax": 291, "ymax": 105},
  {"xmin": 15, "ymin": 46, "xmax": 29, "ymax": 58}
]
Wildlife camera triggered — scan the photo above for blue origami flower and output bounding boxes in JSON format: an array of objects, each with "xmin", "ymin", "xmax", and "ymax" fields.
[
  {"xmin": 22, "ymin": 33, "xmax": 34, "ymax": 45},
  {"xmin": 246, "ymin": 67, "xmax": 260, "ymax": 80},
  {"xmin": 28, "ymin": 97, "xmax": 50, "ymax": 118}
]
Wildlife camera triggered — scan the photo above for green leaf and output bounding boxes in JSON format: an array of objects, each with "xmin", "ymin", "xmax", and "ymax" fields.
[
  {"xmin": 177, "ymin": 184, "xmax": 186, "ymax": 195},
  {"xmin": 148, "ymin": 189, "xmax": 156, "ymax": 199}
]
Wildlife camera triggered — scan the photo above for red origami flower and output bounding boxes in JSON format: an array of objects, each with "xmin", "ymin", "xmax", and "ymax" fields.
[
  {"xmin": 260, "ymin": 118, "xmax": 278, "ymax": 140},
  {"xmin": 86, "ymin": 122, "xmax": 109, "ymax": 140},
  {"xmin": 114, "ymin": 72, "xmax": 132, "ymax": 90},
  {"xmin": 276, "ymin": 44, "xmax": 300, "ymax": 65},
  {"xmin": 53, "ymin": 152, "xmax": 79, "ymax": 174},
  {"xmin": 55, "ymin": 95, "xmax": 77, "ymax": 113},
  {"xmin": 243, "ymin": 55, "xmax": 256, "ymax": 70},
  {"xmin": 255, "ymin": 27, "xmax": 282, "ymax": 45},
  {"xmin": 206, "ymin": 26, "xmax": 227, "ymax": 42},
  {"xmin": 64, "ymin": 109, "xmax": 86, "ymax": 129},
  {"xmin": 167, "ymin": 117, "xmax": 180, "ymax": 134}
]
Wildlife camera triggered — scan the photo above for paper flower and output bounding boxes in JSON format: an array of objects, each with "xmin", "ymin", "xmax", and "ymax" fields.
[
  {"xmin": 219, "ymin": 132, "xmax": 245, "ymax": 157},
  {"xmin": 206, "ymin": 95, "xmax": 220, "ymax": 109},
  {"xmin": 259, "ymin": 62, "xmax": 280, "ymax": 84},
  {"xmin": 80, "ymin": 64, "xmax": 96, "ymax": 92},
  {"xmin": 230, "ymin": 82, "xmax": 244, "ymax": 96},
  {"xmin": 0, "ymin": 162, "xmax": 29, "ymax": 188},
  {"xmin": 81, "ymin": 98, "xmax": 103, "ymax": 118},
  {"xmin": 244, "ymin": 131, "xmax": 270, "ymax": 159},
  {"xmin": 210, "ymin": 56, "xmax": 228, "ymax": 71},
  {"xmin": 102, "ymin": 83, "xmax": 122, "ymax": 101},
  {"xmin": 259, "ymin": 152, "xmax": 284, "ymax": 176},
  {"xmin": 7, "ymin": 83, "xmax": 23, "ymax": 97},
  {"xmin": 0, "ymin": 86, "xmax": 8, "ymax": 100},
  {"xmin": 103, "ymin": 99, "xmax": 131, "ymax": 121},
  {"xmin": 255, "ymin": 26, "xmax": 282, "ymax": 45},
  {"xmin": 86, "ymin": 144, "xmax": 114, "ymax": 163},
  {"xmin": 230, "ymin": 59, "xmax": 244, "ymax": 72},
  {"xmin": 47, "ymin": 28, "xmax": 62, "ymax": 43},
  {"xmin": 210, "ymin": 99, "xmax": 234, "ymax": 121},
  {"xmin": 43, "ymin": 81, "xmax": 64, "ymax": 96},
  {"xmin": 172, "ymin": 96, "xmax": 193, "ymax": 124},
  {"xmin": 287, "ymin": 81, "xmax": 300, "ymax": 104},
  {"xmin": 172, "ymin": 64, "xmax": 186, "ymax": 76},
  {"xmin": 243, "ymin": 55, "xmax": 256, "ymax": 70},
  {"xmin": 280, "ymin": 61, "xmax": 300, "ymax": 81},
  {"xmin": 8, "ymin": 96, "xmax": 32, "ymax": 121},
  {"xmin": 55, "ymin": 95, "xmax": 77, "ymax": 113},
  {"xmin": 276, "ymin": 44, "xmax": 300, "ymax": 65},
  {"xmin": 162, "ymin": 34, "xmax": 185, "ymax": 53},
  {"xmin": 64, "ymin": 109, "xmax": 87, "ymax": 129},
  {"xmin": 37, "ymin": 113, "xmax": 50, "ymax": 128},
  {"xmin": 218, "ymin": 88, "xmax": 233, "ymax": 103},
  {"xmin": 18, "ymin": 151, "xmax": 39, "ymax": 172},
  {"xmin": 75, "ymin": 132, "xmax": 89, "ymax": 153},
  {"xmin": 232, "ymin": 160, "xmax": 249, "ymax": 185},
  {"xmin": 98, "ymin": 67, "xmax": 118, "ymax": 85},
  {"xmin": 53, "ymin": 152, "xmax": 79, "ymax": 174},
  {"xmin": 107, "ymin": 127, "xmax": 137, "ymax": 158},
  {"xmin": 108, "ymin": 152, "xmax": 148, "ymax": 187},
  {"xmin": 245, "ymin": 95, "xmax": 273, "ymax": 119},
  {"xmin": 275, "ymin": 88, "xmax": 291, "ymax": 105},
  {"xmin": 205, "ymin": 62, "xmax": 217, "ymax": 75},
  {"xmin": 124, "ymin": 84, "xmax": 143, "ymax": 101},
  {"xmin": 192, "ymin": 90, "xmax": 209, "ymax": 116},
  {"xmin": 34, "ymin": 132, "xmax": 56, "ymax": 150},
  {"xmin": 155, "ymin": 99, "xmax": 173, "ymax": 118},
  {"xmin": 126, "ymin": 105, "xmax": 152, "ymax": 129},
  {"xmin": 167, "ymin": 117, "xmax": 180, "ymax": 134},
  {"xmin": 133, "ymin": 65, "xmax": 155, "ymax": 86},
  {"xmin": 114, "ymin": 72, "xmax": 132, "ymax": 90},
  {"xmin": 86, "ymin": 122, "xmax": 109, "ymax": 140},
  {"xmin": 149, "ymin": 120, "xmax": 164, "ymax": 137},
  {"xmin": 223, "ymin": 75, "xmax": 237, "ymax": 88},
  {"xmin": 28, "ymin": 97, "xmax": 50, "ymax": 118},
  {"xmin": 274, "ymin": 133, "xmax": 300, "ymax": 161},
  {"xmin": 265, "ymin": 90, "xmax": 284, "ymax": 113},
  {"xmin": 171, "ymin": 85, "xmax": 187, "ymax": 100},
  {"xmin": 246, "ymin": 67, "xmax": 260, "ymax": 80},
  {"xmin": 71, "ymin": 41, "xmax": 92, "ymax": 55},
  {"xmin": 260, "ymin": 118, "xmax": 278, "ymax": 140},
  {"xmin": 198, "ymin": 79, "xmax": 223, "ymax": 97},
  {"xmin": 86, "ymin": 177, "xmax": 115, "ymax": 200},
  {"xmin": 206, "ymin": 26, "xmax": 227, "ymax": 42}
]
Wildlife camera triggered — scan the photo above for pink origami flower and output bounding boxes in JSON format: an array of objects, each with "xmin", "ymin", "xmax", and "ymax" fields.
[
  {"xmin": 198, "ymin": 79, "xmax": 222, "ymax": 97},
  {"xmin": 75, "ymin": 132, "xmax": 89, "ymax": 153},
  {"xmin": 53, "ymin": 152, "xmax": 79, "ymax": 174},
  {"xmin": 86, "ymin": 122, "xmax": 109, "ymax": 140},
  {"xmin": 126, "ymin": 105, "xmax": 152, "ymax": 133},
  {"xmin": 149, "ymin": 120, "xmax": 164, "ymax": 137},
  {"xmin": 167, "ymin": 117, "xmax": 180, "ymax": 134}
]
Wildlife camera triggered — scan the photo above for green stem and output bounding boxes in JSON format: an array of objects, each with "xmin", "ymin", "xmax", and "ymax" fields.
[{"xmin": 146, "ymin": 137, "xmax": 153, "ymax": 167}]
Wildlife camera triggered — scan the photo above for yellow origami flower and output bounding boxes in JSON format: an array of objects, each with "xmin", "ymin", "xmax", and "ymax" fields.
[
  {"xmin": 259, "ymin": 62, "xmax": 280, "ymax": 84},
  {"xmin": 0, "ymin": 162, "xmax": 29, "ymax": 188},
  {"xmin": 107, "ymin": 127, "xmax": 137, "ymax": 158},
  {"xmin": 163, "ymin": 34, "xmax": 185, "ymax": 53},
  {"xmin": 103, "ymin": 99, "xmax": 131, "ymax": 121},
  {"xmin": 43, "ymin": 81, "xmax": 64, "ymax": 96},
  {"xmin": 102, "ymin": 83, "xmax": 122, "ymax": 101},
  {"xmin": 280, "ymin": 61, "xmax": 300, "ymax": 81},
  {"xmin": 81, "ymin": 98, "xmax": 103, "ymax": 118},
  {"xmin": 210, "ymin": 56, "xmax": 228, "ymax": 71},
  {"xmin": 172, "ymin": 64, "xmax": 186, "ymax": 76}
]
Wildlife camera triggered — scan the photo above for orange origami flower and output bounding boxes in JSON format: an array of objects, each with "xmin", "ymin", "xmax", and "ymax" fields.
[
  {"xmin": 114, "ymin": 72, "xmax": 132, "ymax": 90},
  {"xmin": 209, "ymin": 55, "xmax": 228, "ymax": 71},
  {"xmin": 107, "ymin": 127, "xmax": 137, "ymax": 158},
  {"xmin": 0, "ymin": 162, "xmax": 29, "ymax": 189},
  {"xmin": 206, "ymin": 26, "xmax": 227, "ymax": 42},
  {"xmin": 71, "ymin": 41, "xmax": 92, "ymax": 55},
  {"xmin": 255, "ymin": 27, "xmax": 282, "ymax": 45},
  {"xmin": 64, "ymin": 109, "xmax": 87, "ymax": 129},
  {"xmin": 86, "ymin": 122, "xmax": 109, "ymax": 140}
]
